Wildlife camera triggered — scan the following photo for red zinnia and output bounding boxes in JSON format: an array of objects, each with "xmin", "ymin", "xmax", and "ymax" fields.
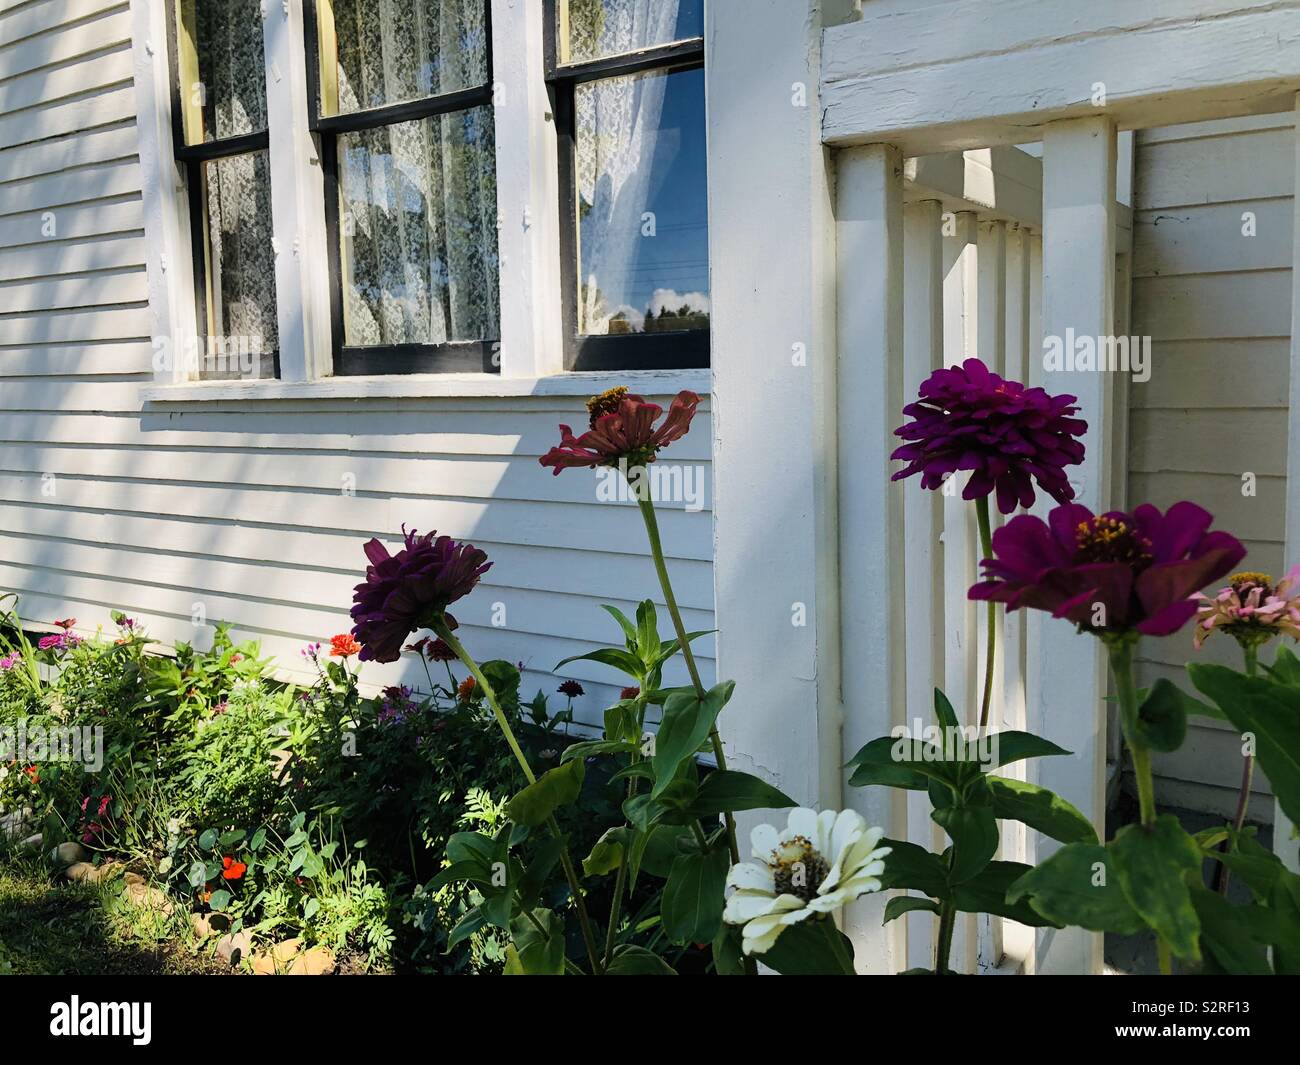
[
  {"xmin": 330, "ymin": 633, "xmax": 361, "ymax": 658},
  {"xmin": 427, "ymin": 638, "xmax": 457, "ymax": 663},
  {"xmin": 540, "ymin": 388, "xmax": 700, "ymax": 474},
  {"xmin": 457, "ymin": 676, "xmax": 477, "ymax": 703},
  {"xmin": 54, "ymin": 617, "xmax": 76, "ymax": 630},
  {"xmin": 221, "ymin": 856, "xmax": 247, "ymax": 881},
  {"xmin": 557, "ymin": 680, "xmax": 584, "ymax": 698},
  {"xmin": 620, "ymin": 686, "xmax": 640, "ymax": 700}
]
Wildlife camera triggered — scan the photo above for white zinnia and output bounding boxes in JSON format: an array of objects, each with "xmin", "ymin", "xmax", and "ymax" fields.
[{"xmin": 722, "ymin": 807, "xmax": 890, "ymax": 956}]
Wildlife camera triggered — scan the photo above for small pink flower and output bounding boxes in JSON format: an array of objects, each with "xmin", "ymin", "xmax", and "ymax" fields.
[{"xmin": 1194, "ymin": 567, "xmax": 1300, "ymax": 650}]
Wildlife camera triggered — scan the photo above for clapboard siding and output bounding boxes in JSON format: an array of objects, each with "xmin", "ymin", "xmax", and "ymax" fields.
[
  {"xmin": 1128, "ymin": 113, "xmax": 1294, "ymax": 821},
  {"xmin": 0, "ymin": 3, "xmax": 716, "ymax": 725}
]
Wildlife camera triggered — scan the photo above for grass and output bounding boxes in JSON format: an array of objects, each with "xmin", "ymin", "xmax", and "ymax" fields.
[{"xmin": 0, "ymin": 853, "xmax": 225, "ymax": 976}]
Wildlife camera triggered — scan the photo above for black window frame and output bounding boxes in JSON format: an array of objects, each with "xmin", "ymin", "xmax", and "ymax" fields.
[
  {"xmin": 543, "ymin": 0, "xmax": 709, "ymax": 372},
  {"xmin": 164, "ymin": 0, "xmax": 280, "ymax": 380},
  {"xmin": 303, "ymin": 0, "xmax": 499, "ymax": 377}
]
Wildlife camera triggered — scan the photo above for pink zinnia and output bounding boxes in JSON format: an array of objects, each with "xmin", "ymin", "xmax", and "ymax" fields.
[
  {"xmin": 1193, "ymin": 567, "xmax": 1300, "ymax": 650},
  {"xmin": 540, "ymin": 387, "xmax": 699, "ymax": 474}
]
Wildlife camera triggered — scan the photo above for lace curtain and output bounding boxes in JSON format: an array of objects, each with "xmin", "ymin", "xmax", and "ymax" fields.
[
  {"xmin": 194, "ymin": 0, "xmax": 267, "ymax": 140},
  {"xmin": 573, "ymin": 1, "xmax": 683, "ymax": 334},
  {"xmin": 332, "ymin": 0, "xmax": 498, "ymax": 347}
]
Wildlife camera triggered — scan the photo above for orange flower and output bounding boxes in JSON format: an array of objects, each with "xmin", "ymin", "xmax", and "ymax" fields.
[
  {"xmin": 221, "ymin": 856, "xmax": 247, "ymax": 881},
  {"xmin": 456, "ymin": 676, "xmax": 477, "ymax": 703},
  {"xmin": 329, "ymin": 633, "xmax": 362, "ymax": 658}
]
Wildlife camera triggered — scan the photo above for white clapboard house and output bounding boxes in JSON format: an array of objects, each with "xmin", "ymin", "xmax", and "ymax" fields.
[{"xmin": 2, "ymin": 0, "xmax": 1300, "ymax": 973}]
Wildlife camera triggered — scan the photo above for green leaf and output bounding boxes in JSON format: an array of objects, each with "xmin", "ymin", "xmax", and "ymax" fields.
[
  {"xmin": 651, "ymin": 681, "xmax": 734, "ymax": 795},
  {"xmin": 660, "ymin": 848, "xmax": 729, "ymax": 945},
  {"xmin": 1264, "ymin": 645, "xmax": 1300, "ymax": 688},
  {"xmin": 1188, "ymin": 663, "xmax": 1300, "ymax": 827},
  {"xmin": 635, "ymin": 600, "xmax": 662, "ymax": 664},
  {"xmin": 987, "ymin": 776, "xmax": 1098, "ymax": 844},
  {"xmin": 882, "ymin": 895, "xmax": 940, "ymax": 925},
  {"xmin": 874, "ymin": 838, "xmax": 948, "ymax": 899},
  {"xmin": 198, "ymin": 829, "xmax": 218, "ymax": 852},
  {"xmin": 1134, "ymin": 679, "xmax": 1189, "ymax": 752},
  {"xmin": 932, "ymin": 803, "xmax": 998, "ymax": 884},
  {"xmin": 187, "ymin": 860, "xmax": 207, "ymax": 890},
  {"xmin": 600, "ymin": 604, "xmax": 639, "ymax": 647},
  {"xmin": 932, "ymin": 688, "xmax": 959, "ymax": 729},
  {"xmin": 760, "ymin": 920, "xmax": 855, "ymax": 975},
  {"xmin": 845, "ymin": 736, "xmax": 931, "ymax": 791},
  {"xmin": 506, "ymin": 758, "xmax": 587, "ymax": 827},
  {"xmin": 1007, "ymin": 843, "xmax": 1145, "ymax": 934},
  {"xmin": 445, "ymin": 831, "xmax": 499, "ymax": 869},
  {"xmin": 503, "ymin": 909, "xmax": 566, "ymax": 975},
  {"xmin": 554, "ymin": 646, "xmax": 644, "ymax": 679},
  {"xmin": 951, "ymin": 862, "xmax": 1062, "ymax": 927},
  {"xmin": 603, "ymin": 701, "xmax": 639, "ymax": 745},
  {"xmin": 711, "ymin": 923, "xmax": 745, "ymax": 976},
  {"xmin": 689, "ymin": 770, "xmax": 796, "ymax": 817},
  {"xmin": 637, "ymin": 825, "xmax": 694, "ymax": 883},
  {"xmin": 1188, "ymin": 885, "xmax": 1271, "ymax": 975},
  {"xmin": 559, "ymin": 739, "xmax": 637, "ymax": 763},
  {"xmin": 427, "ymin": 860, "xmax": 494, "ymax": 893},
  {"xmin": 446, "ymin": 906, "xmax": 487, "ymax": 950},
  {"xmin": 249, "ymin": 828, "xmax": 267, "ymax": 851},
  {"xmin": 582, "ymin": 828, "xmax": 626, "ymax": 877},
  {"xmin": 1215, "ymin": 829, "xmax": 1287, "ymax": 900},
  {"xmin": 987, "ymin": 731, "xmax": 1072, "ymax": 768},
  {"xmin": 606, "ymin": 944, "xmax": 677, "ymax": 975},
  {"xmin": 1109, "ymin": 816, "xmax": 1203, "ymax": 963},
  {"xmin": 1267, "ymin": 873, "xmax": 1300, "ymax": 974}
]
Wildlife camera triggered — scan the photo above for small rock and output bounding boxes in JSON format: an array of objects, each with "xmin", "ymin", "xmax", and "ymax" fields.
[
  {"xmin": 123, "ymin": 871, "xmax": 144, "ymax": 887},
  {"xmin": 19, "ymin": 833, "xmax": 42, "ymax": 852},
  {"xmin": 0, "ymin": 807, "xmax": 34, "ymax": 842},
  {"xmin": 122, "ymin": 880, "xmax": 174, "ymax": 915},
  {"xmin": 51, "ymin": 841, "xmax": 89, "ymax": 867},
  {"xmin": 190, "ymin": 914, "xmax": 211, "ymax": 939},
  {"xmin": 215, "ymin": 931, "xmax": 253, "ymax": 965},
  {"xmin": 286, "ymin": 945, "xmax": 335, "ymax": 975},
  {"xmin": 250, "ymin": 938, "xmax": 303, "ymax": 974},
  {"xmin": 65, "ymin": 861, "xmax": 122, "ymax": 884}
]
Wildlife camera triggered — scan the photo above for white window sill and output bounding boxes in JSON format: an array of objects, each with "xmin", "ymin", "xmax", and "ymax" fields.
[{"xmin": 140, "ymin": 369, "xmax": 712, "ymax": 404}]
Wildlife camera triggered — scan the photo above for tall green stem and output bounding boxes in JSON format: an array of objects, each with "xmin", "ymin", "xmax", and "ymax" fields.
[
  {"xmin": 1216, "ymin": 643, "xmax": 1261, "ymax": 895},
  {"xmin": 634, "ymin": 492, "xmax": 741, "ymax": 868},
  {"xmin": 935, "ymin": 899, "xmax": 957, "ymax": 974},
  {"xmin": 433, "ymin": 620, "xmax": 604, "ymax": 975},
  {"xmin": 1108, "ymin": 638, "xmax": 1157, "ymax": 829},
  {"xmin": 975, "ymin": 496, "xmax": 996, "ymax": 731},
  {"xmin": 634, "ymin": 487, "xmax": 753, "ymax": 975}
]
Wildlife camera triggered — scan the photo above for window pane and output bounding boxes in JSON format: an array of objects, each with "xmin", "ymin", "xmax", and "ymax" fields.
[
  {"xmin": 202, "ymin": 152, "xmax": 277, "ymax": 378},
  {"xmin": 574, "ymin": 67, "xmax": 708, "ymax": 336},
  {"xmin": 561, "ymin": 0, "xmax": 703, "ymax": 64},
  {"xmin": 179, "ymin": 0, "xmax": 268, "ymax": 143},
  {"xmin": 323, "ymin": 0, "xmax": 489, "ymax": 117},
  {"xmin": 338, "ymin": 108, "xmax": 499, "ymax": 346}
]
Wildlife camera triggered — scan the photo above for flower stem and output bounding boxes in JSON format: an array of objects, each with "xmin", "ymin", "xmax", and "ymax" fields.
[
  {"xmin": 975, "ymin": 495, "xmax": 996, "ymax": 731},
  {"xmin": 433, "ymin": 619, "xmax": 605, "ymax": 975},
  {"xmin": 1108, "ymin": 639, "xmax": 1157, "ymax": 829},
  {"xmin": 634, "ymin": 488, "xmax": 753, "ymax": 976},
  {"xmin": 634, "ymin": 492, "xmax": 740, "ymax": 868},
  {"xmin": 1216, "ymin": 643, "xmax": 1260, "ymax": 895},
  {"xmin": 935, "ymin": 899, "xmax": 957, "ymax": 974}
]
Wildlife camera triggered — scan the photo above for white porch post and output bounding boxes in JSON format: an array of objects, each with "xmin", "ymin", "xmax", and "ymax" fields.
[
  {"xmin": 1279, "ymin": 92, "xmax": 1300, "ymax": 873},
  {"xmin": 1028, "ymin": 114, "xmax": 1117, "ymax": 975},
  {"xmin": 705, "ymin": 0, "xmax": 844, "ymax": 902},
  {"xmin": 835, "ymin": 143, "xmax": 907, "ymax": 971}
]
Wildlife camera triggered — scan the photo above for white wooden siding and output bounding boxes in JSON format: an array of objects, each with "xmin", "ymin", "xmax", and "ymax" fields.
[
  {"xmin": 1128, "ymin": 112, "xmax": 1295, "ymax": 820},
  {"xmin": 0, "ymin": 1, "xmax": 715, "ymax": 724}
]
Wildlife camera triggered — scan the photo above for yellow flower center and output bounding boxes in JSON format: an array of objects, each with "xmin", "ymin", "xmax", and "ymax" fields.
[
  {"xmin": 1229, "ymin": 571, "xmax": 1273, "ymax": 596},
  {"xmin": 771, "ymin": 835, "xmax": 829, "ymax": 903},
  {"xmin": 586, "ymin": 386, "xmax": 629, "ymax": 428},
  {"xmin": 1074, "ymin": 516, "xmax": 1153, "ymax": 568}
]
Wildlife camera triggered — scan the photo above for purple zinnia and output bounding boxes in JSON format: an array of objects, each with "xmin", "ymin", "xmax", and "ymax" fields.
[
  {"xmin": 891, "ymin": 358, "xmax": 1087, "ymax": 514},
  {"xmin": 350, "ymin": 527, "xmax": 490, "ymax": 663},
  {"xmin": 969, "ymin": 501, "xmax": 1246, "ymax": 637}
]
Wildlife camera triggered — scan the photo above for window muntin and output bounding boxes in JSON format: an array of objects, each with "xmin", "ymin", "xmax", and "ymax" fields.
[
  {"xmin": 169, "ymin": 0, "xmax": 278, "ymax": 380},
  {"xmin": 560, "ymin": 0, "xmax": 703, "ymax": 65},
  {"xmin": 309, "ymin": 0, "xmax": 500, "ymax": 375},
  {"xmin": 546, "ymin": 0, "xmax": 708, "ymax": 371}
]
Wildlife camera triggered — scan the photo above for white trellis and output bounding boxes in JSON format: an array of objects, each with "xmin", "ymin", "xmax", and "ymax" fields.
[{"xmin": 707, "ymin": 0, "xmax": 1300, "ymax": 975}]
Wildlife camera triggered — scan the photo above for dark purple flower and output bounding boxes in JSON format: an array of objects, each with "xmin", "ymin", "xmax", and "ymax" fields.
[
  {"xmin": 557, "ymin": 680, "xmax": 585, "ymax": 698},
  {"xmin": 969, "ymin": 501, "xmax": 1246, "ymax": 636},
  {"xmin": 350, "ymin": 527, "xmax": 490, "ymax": 663},
  {"xmin": 891, "ymin": 358, "xmax": 1086, "ymax": 514}
]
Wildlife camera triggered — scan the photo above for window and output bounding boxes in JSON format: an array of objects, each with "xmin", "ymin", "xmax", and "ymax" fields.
[
  {"xmin": 167, "ymin": 0, "xmax": 279, "ymax": 379},
  {"xmin": 545, "ymin": 1, "xmax": 709, "ymax": 371},
  {"xmin": 307, "ymin": 0, "xmax": 500, "ymax": 375}
]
